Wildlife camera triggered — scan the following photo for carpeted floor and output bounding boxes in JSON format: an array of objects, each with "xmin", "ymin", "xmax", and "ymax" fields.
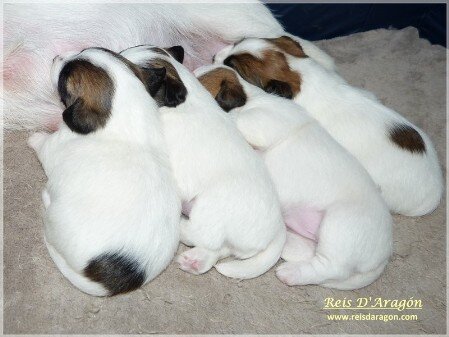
[{"xmin": 3, "ymin": 27, "xmax": 446, "ymax": 334}]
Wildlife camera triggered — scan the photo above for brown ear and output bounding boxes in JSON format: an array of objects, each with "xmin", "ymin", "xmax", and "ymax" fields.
[
  {"xmin": 223, "ymin": 51, "xmax": 301, "ymax": 97},
  {"xmin": 58, "ymin": 60, "xmax": 113, "ymax": 134},
  {"xmin": 215, "ymin": 79, "xmax": 247, "ymax": 112},
  {"xmin": 62, "ymin": 98, "xmax": 104, "ymax": 134},
  {"xmin": 265, "ymin": 36, "xmax": 307, "ymax": 58}
]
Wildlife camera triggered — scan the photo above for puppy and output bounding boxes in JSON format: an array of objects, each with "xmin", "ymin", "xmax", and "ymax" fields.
[
  {"xmin": 27, "ymin": 48, "xmax": 181, "ymax": 296},
  {"xmin": 195, "ymin": 64, "xmax": 393, "ymax": 289},
  {"xmin": 214, "ymin": 36, "xmax": 443, "ymax": 217},
  {"xmin": 120, "ymin": 45, "xmax": 286, "ymax": 279}
]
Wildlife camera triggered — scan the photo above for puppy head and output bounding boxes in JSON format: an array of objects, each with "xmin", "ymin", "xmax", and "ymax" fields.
[
  {"xmin": 213, "ymin": 36, "xmax": 307, "ymax": 99},
  {"xmin": 52, "ymin": 47, "xmax": 165, "ymax": 134},
  {"xmin": 195, "ymin": 65, "xmax": 247, "ymax": 112},
  {"xmin": 120, "ymin": 45, "xmax": 187, "ymax": 107}
]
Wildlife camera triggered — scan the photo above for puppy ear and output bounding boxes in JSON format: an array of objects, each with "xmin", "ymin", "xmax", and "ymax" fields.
[
  {"xmin": 63, "ymin": 98, "xmax": 101, "ymax": 134},
  {"xmin": 163, "ymin": 76, "xmax": 187, "ymax": 107},
  {"xmin": 165, "ymin": 46, "xmax": 184, "ymax": 63},
  {"xmin": 263, "ymin": 79, "xmax": 293, "ymax": 99},
  {"xmin": 215, "ymin": 79, "xmax": 247, "ymax": 112},
  {"xmin": 140, "ymin": 66, "xmax": 187, "ymax": 107},
  {"xmin": 223, "ymin": 55, "xmax": 237, "ymax": 69},
  {"xmin": 58, "ymin": 59, "xmax": 113, "ymax": 134},
  {"xmin": 141, "ymin": 66, "xmax": 167, "ymax": 97}
]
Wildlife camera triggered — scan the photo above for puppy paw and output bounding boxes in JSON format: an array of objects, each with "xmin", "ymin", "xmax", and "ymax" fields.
[
  {"xmin": 176, "ymin": 247, "xmax": 216, "ymax": 275},
  {"xmin": 28, "ymin": 132, "xmax": 49, "ymax": 151},
  {"xmin": 276, "ymin": 262, "xmax": 301, "ymax": 286}
]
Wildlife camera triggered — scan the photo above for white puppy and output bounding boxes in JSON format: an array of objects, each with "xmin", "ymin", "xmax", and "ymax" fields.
[
  {"xmin": 4, "ymin": 2, "xmax": 286, "ymax": 130},
  {"xmin": 120, "ymin": 45, "xmax": 286, "ymax": 279},
  {"xmin": 195, "ymin": 65, "xmax": 393, "ymax": 289},
  {"xmin": 28, "ymin": 48, "xmax": 181, "ymax": 296},
  {"xmin": 214, "ymin": 36, "xmax": 443, "ymax": 217}
]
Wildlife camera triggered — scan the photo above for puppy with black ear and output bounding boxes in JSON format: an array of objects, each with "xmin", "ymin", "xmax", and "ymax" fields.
[
  {"xmin": 28, "ymin": 48, "xmax": 181, "ymax": 296},
  {"xmin": 195, "ymin": 64, "xmax": 393, "ymax": 289},
  {"xmin": 214, "ymin": 36, "xmax": 444, "ymax": 217},
  {"xmin": 120, "ymin": 45, "xmax": 286, "ymax": 279}
]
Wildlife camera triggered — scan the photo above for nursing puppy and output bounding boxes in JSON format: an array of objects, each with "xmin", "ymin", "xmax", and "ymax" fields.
[
  {"xmin": 4, "ymin": 2, "xmax": 285, "ymax": 130},
  {"xmin": 214, "ymin": 36, "xmax": 443, "ymax": 217},
  {"xmin": 195, "ymin": 65, "xmax": 393, "ymax": 289},
  {"xmin": 120, "ymin": 45, "xmax": 286, "ymax": 279},
  {"xmin": 28, "ymin": 48, "xmax": 181, "ymax": 296}
]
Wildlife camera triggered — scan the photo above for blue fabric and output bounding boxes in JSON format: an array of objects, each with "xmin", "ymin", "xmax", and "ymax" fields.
[{"xmin": 266, "ymin": 4, "xmax": 446, "ymax": 47}]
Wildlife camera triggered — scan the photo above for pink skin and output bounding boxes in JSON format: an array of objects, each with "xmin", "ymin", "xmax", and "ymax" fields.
[
  {"xmin": 181, "ymin": 199, "xmax": 195, "ymax": 217},
  {"xmin": 282, "ymin": 206, "xmax": 324, "ymax": 243}
]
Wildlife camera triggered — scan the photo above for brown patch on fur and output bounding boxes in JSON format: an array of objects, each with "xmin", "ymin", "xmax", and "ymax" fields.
[
  {"xmin": 59, "ymin": 59, "xmax": 114, "ymax": 134},
  {"xmin": 224, "ymin": 50, "xmax": 301, "ymax": 98},
  {"xmin": 198, "ymin": 67, "xmax": 246, "ymax": 111},
  {"xmin": 198, "ymin": 67, "xmax": 239, "ymax": 97},
  {"xmin": 265, "ymin": 36, "xmax": 308, "ymax": 58},
  {"xmin": 389, "ymin": 123, "xmax": 426, "ymax": 153}
]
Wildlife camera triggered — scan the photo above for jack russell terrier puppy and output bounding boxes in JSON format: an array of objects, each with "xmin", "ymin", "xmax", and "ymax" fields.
[
  {"xmin": 214, "ymin": 36, "xmax": 443, "ymax": 217},
  {"xmin": 28, "ymin": 48, "xmax": 181, "ymax": 296},
  {"xmin": 195, "ymin": 65, "xmax": 393, "ymax": 289},
  {"xmin": 120, "ymin": 45, "xmax": 286, "ymax": 279}
]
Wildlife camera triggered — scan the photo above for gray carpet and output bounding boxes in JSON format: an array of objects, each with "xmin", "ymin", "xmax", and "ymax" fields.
[{"xmin": 3, "ymin": 27, "xmax": 446, "ymax": 334}]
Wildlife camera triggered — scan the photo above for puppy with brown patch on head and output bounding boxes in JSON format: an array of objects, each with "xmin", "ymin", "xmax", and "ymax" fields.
[
  {"xmin": 28, "ymin": 47, "xmax": 181, "ymax": 296},
  {"xmin": 120, "ymin": 45, "xmax": 286, "ymax": 279},
  {"xmin": 214, "ymin": 36, "xmax": 443, "ymax": 217},
  {"xmin": 195, "ymin": 64, "xmax": 393, "ymax": 289}
]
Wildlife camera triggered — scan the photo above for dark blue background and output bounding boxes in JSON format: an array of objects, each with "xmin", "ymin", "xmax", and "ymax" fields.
[{"xmin": 266, "ymin": 4, "xmax": 446, "ymax": 47}]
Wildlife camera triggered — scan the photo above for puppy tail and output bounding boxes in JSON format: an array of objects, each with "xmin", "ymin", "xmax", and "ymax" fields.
[{"xmin": 215, "ymin": 228, "xmax": 286, "ymax": 279}]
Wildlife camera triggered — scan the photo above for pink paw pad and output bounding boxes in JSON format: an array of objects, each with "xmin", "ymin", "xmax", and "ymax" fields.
[{"xmin": 176, "ymin": 254, "xmax": 201, "ymax": 274}]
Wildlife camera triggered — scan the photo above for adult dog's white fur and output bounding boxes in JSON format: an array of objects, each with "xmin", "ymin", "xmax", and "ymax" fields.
[
  {"xmin": 3, "ymin": 2, "xmax": 285, "ymax": 130},
  {"xmin": 27, "ymin": 48, "xmax": 181, "ymax": 296},
  {"xmin": 214, "ymin": 37, "xmax": 443, "ymax": 216},
  {"xmin": 121, "ymin": 45, "xmax": 286, "ymax": 279},
  {"xmin": 195, "ymin": 65, "xmax": 393, "ymax": 289}
]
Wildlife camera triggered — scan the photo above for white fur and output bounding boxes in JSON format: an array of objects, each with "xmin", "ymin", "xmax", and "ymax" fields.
[
  {"xmin": 121, "ymin": 46, "xmax": 286, "ymax": 279},
  {"xmin": 214, "ymin": 38, "xmax": 443, "ymax": 216},
  {"xmin": 28, "ymin": 49, "xmax": 181, "ymax": 296},
  {"xmin": 4, "ymin": 2, "xmax": 284, "ymax": 130},
  {"xmin": 195, "ymin": 65, "xmax": 393, "ymax": 289}
]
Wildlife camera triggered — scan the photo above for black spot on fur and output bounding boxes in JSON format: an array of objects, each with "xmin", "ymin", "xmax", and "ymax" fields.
[
  {"xmin": 389, "ymin": 123, "xmax": 426, "ymax": 154},
  {"xmin": 84, "ymin": 252, "xmax": 145, "ymax": 296}
]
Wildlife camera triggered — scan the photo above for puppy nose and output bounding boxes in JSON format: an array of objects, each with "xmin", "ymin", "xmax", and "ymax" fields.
[{"xmin": 212, "ymin": 54, "xmax": 216, "ymax": 63}]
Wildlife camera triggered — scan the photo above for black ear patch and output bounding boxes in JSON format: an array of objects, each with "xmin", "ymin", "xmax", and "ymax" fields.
[
  {"xmin": 141, "ymin": 66, "xmax": 167, "ymax": 97},
  {"xmin": 163, "ymin": 76, "xmax": 188, "ymax": 107},
  {"xmin": 263, "ymin": 79, "xmax": 293, "ymax": 99},
  {"xmin": 215, "ymin": 79, "xmax": 247, "ymax": 112},
  {"xmin": 389, "ymin": 123, "xmax": 426, "ymax": 154},
  {"xmin": 58, "ymin": 60, "xmax": 114, "ymax": 134},
  {"xmin": 84, "ymin": 252, "xmax": 146, "ymax": 296},
  {"xmin": 165, "ymin": 46, "xmax": 184, "ymax": 64},
  {"xmin": 140, "ymin": 58, "xmax": 187, "ymax": 107}
]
